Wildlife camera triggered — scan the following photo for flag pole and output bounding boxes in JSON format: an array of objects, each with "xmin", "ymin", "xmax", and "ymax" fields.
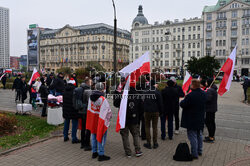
[{"xmin": 209, "ymin": 70, "xmax": 221, "ymax": 88}]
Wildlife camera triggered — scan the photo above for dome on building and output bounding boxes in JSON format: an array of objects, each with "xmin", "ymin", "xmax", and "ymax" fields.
[{"xmin": 132, "ymin": 5, "xmax": 148, "ymax": 26}]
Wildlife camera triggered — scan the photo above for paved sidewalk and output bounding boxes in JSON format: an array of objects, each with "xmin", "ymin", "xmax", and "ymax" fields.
[{"xmin": 0, "ymin": 82, "xmax": 249, "ymax": 166}]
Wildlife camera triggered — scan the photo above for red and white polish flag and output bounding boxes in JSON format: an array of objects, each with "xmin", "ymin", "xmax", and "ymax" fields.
[
  {"xmin": 182, "ymin": 71, "xmax": 192, "ymax": 93},
  {"xmin": 116, "ymin": 52, "xmax": 150, "ymax": 132},
  {"xmin": 4, "ymin": 69, "xmax": 12, "ymax": 73},
  {"xmin": 218, "ymin": 46, "xmax": 237, "ymax": 96},
  {"xmin": 28, "ymin": 68, "xmax": 40, "ymax": 85}
]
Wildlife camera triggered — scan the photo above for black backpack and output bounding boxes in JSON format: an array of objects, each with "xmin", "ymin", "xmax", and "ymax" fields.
[
  {"xmin": 173, "ymin": 143, "xmax": 193, "ymax": 161},
  {"xmin": 73, "ymin": 87, "xmax": 85, "ymax": 113}
]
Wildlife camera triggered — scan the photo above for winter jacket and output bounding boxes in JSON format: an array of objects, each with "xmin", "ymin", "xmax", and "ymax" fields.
[
  {"xmin": 113, "ymin": 87, "xmax": 143, "ymax": 125},
  {"xmin": 73, "ymin": 76, "xmax": 78, "ymax": 87},
  {"xmin": 63, "ymin": 84, "xmax": 80, "ymax": 119},
  {"xmin": 174, "ymin": 84, "xmax": 185, "ymax": 110},
  {"xmin": 162, "ymin": 86, "xmax": 179, "ymax": 116},
  {"xmin": 12, "ymin": 77, "xmax": 22, "ymax": 90},
  {"xmin": 51, "ymin": 76, "xmax": 65, "ymax": 93},
  {"xmin": 39, "ymin": 84, "xmax": 49, "ymax": 100},
  {"xmin": 180, "ymin": 88, "xmax": 207, "ymax": 130},
  {"xmin": 46, "ymin": 77, "xmax": 54, "ymax": 90},
  {"xmin": 205, "ymin": 85, "xmax": 218, "ymax": 113},
  {"xmin": 80, "ymin": 83, "xmax": 92, "ymax": 104},
  {"xmin": 20, "ymin": 81, "xmax": 28, "ymax": 101},
  {"xmin": 143, "ymin": 86, "xmax": 163, "ymax": 115},
  {"xmin": 1, "ymin": 75, "xmax": 6, "ymax": 84},
  {"xmin": 242, "ymin": 79, "xmax": 249, "ymax": 89}
]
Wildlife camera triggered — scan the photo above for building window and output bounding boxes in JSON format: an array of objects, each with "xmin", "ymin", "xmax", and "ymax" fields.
[
  {"xmin": 231, "ymin": 20, "xmax": 237, "ymax": 27},
  {"xmin": 165, "ymin": 60, "xmax": 169, "ymax": 66},
  {"xmin": 207, "ymin": 13, "xmax": 212, "ymax": 20},
  {"xmin": 198, "ymin": 26, "xmax": 201, "ymax": 31},
  {"xmin": 232, "ymin": 10, "xmax": 237, "ymax": 18}
]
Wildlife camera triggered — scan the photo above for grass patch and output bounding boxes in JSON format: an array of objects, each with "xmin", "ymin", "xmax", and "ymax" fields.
[{"xmin": 0, "ymin": 112, "xmax": 58, "ymax": 150}]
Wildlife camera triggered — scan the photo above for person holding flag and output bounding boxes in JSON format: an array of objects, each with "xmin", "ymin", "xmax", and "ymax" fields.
[{"xmin": 86, "ymin": 82, "xmax": 112, "ymax": 162}]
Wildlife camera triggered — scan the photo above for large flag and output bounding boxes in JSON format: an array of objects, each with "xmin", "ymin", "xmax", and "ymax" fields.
[
  {"xmin": 116, "ymin": 52, "xmax": 150, "ymax": 132},
  {"xmin": 182, "ymin": 71, "xmax": 192, "ymax": 93},
  {"xmin": 0, "ymin": 73, "xmax": 6, "ymax": 81},
  {"xmin": 4, "ymin": 69, "xmax": 12, "ymax": 73},
  {"xmin": 86, "ymin": 96, "xmax": 112, "ymax": 143},
  {"xmin": 28, "ymin": 68, "xmax": 40, "ymax": 85},
  {"xmin": 218, "ymin": 46, "xmax": 237, "ymax": 96}
]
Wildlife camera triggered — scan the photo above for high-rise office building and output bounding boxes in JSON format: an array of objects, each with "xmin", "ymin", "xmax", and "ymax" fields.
[{"xmin": 0, "ymin": 7, "xmax": 9, "ymax": 69}]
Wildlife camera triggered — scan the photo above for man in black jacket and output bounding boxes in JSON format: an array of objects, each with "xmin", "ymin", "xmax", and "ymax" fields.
[
  {"xmin": 63, "ymin": 80, "xmax": 81, "ymax": 144},
  {"xmin": 143, "ymin": 80, "xmax": 163, "ymax": 149},
  {"xmin": 12, "ymin": 74, "xmax": 22, "ymax": 101},
  {"xmin": 242, "ymin": 77, "xmax": 249, "ymax": 103},
  {"xmin": 170, "ymin": 77, "xmax": 185, "ymax": 134},
  {"xmin": 51, "ymin": 72, "xmax": 65, "ymax": 96},
  {"xmin": 114, "ymin": 86, "xmax": 143, "ymax": 158},
  {"xmin": 204, "ymin": 78, "xmax": 218, "ymax": 143},
  {"xmin": 1, "ymin": 73, "xmax": 7, "ymax": 89},
  {"xmin": 180, "ymin": 79, "xmax": 207, "ymax": 159},
  {"xmin": 39, "ymin": 78, "xmax": 49, "ymax": 117},
  {"xmin": 46, "ymin": 73, "xmax": 55, "ymax": 95},
  {"xmin": 161, "ymin": 80, "xmax": 179, "ymax": 140}
]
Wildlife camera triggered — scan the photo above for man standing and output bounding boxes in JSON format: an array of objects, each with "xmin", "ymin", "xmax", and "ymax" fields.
[
  {"xmin": 12, "ymin": 74, "xmax": 22, "ymax": 101},
  {"xmin": 51, "ymin": 72, "xmax": 65, "ymax": 96},
  {"xmin": 204, "ymin": 78, "xmax": 218, "ymax": 143},
  {"xmin": 180, "ymin": 79, "xmax": 207, "ymax": 159},
  {"xmin": 1, "ymin": 73, "xmax": 7, "ymax": 89},
  {"xmin": 72, "ymin": 73, "xmax": 78, "ymax": 87},
  {"xmin": 161, "ymin": 80, "xmax": 179, "ymax": 140},
  {"xmin": 242, "ymin": 77, "xmax": 249, "ymax": 103},
  {"xmin": 46, "ymin": 73, "xmax": 55, "ymax": 95},
  {"xmin": 86, "ymin": 83, "xmax": 112, "ymax": 161},
  {"xmin": 39, "ymin": 77, "xmax": 49, "ymax": 117},
  {"xmin": 170, "ymin": 77, "xmax": 185, "ymax": 134},
  {"xmin": 143, "ymin": 80, "xmax": 163, "ymax": 149},
  {"xmin": 79, "ymin": 78, "xmax": 93, "ymax": 150},
  {"xmin": 20, "ymin": 76, "xmax": 28, "ymax": 103}
]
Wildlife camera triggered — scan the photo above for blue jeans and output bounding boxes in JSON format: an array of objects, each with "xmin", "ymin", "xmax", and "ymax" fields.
[
  {"xmin": 167, "ymin": 114, "xmax": 174, "ymax": 139},
  {"xmin": 63, "ymin": 118, "xmax": 78, "ymax": 141},
  {"xmin": 160, "ymin": 115, "xmax": 167, "ymax": 139},
  {"xmin": 187, "ymin": 130, "xmax": 203, "ymax": 157},
  {"xmin": 92, "ymin": 131, "xmax": 107, "ymax": 156},
  {"xmin": 49, "ymin": 89, "xmax": 55, "ymax": 95},
  {"xmin": 55, "ymin": 91, "xmax": 63, "ymax": 96}
]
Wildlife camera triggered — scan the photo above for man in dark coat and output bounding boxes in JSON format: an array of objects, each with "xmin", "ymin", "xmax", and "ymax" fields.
[
  {"xmin": 12, "ymin": 74, "xmax": 22, "ymax": 101},
  {"xmin": 180, "ymin": 79, "xmax": 207, "ymax": 159},
  {"xmin": 20, "ymin": 76, "xmax": 28, "ymax": 103},
  {"xmin": 72, "ymin": 73, "xmax": 78, "ymax": 87},
  {"xmin": 1, "ymin": 73, "xmax": 7, "ymax": 89},
  {"xmin": 114, "ymin": 85, "xmax": 143, "ymax": 158},
  {"xmin": 204, "ymin": 78, "xmax": 218, "ymax": 143},
  {"xmin": 170, "ymin": 77, "xmax": 185, "ymax": 134},
  {"xmin": 39, "ymin": 77, "xmax": 49, "ymax": 117},
  {"xmin": 241, "ymin": 77, "xmax": 249, "ymax": 103},
  {"xmin": 161, "ymin": 80, "xmax": 179, "ymax": 140},
  {"xmin": 143, "ymin": 80, "xmax": 163, "ymax": 149},
  {"xmin": 46, "ymin": 73, "xmax": 55, "ymax": 95},
  {"xmin": 51, "ymin": 72, "xmax": 65, "ymax": 96},
  {"xmin": 63, "ymin": 80, "xmax": 81, "ymax": 143}
]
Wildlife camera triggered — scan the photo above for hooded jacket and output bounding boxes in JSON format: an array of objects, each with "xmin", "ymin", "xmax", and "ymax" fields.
[
  {"xmin": 162, "ymin": 86, "xmax": 179, "ymax": 115},
  {"xmin": 63, "ymin": 84, "xmax": 81, "ymax": 119},
  {"xmin": 81, "ymin": 83, "xmax": 92, "ymax": 104},
  {"xmin": 205, "ymin": 84, "xmax": 218, "ymax": 113},
  {"xmin": 51, "ymin": 75, "xmax": 65, "ymax": 93}
]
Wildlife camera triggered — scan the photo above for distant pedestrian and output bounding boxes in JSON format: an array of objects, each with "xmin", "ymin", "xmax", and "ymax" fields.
[
  {"xmin": 30, "ymin": 81, "xmax": 37, "ymax": 109},
  {"xmin": 86, "ymin": 83, "xmax": 112, "ymax": 161},
  {"xmin": 46, "ymin": 73, "xmax": 55, "ymax": 95},
  {"xmin": 50, "ymin": 72, "xmax": 65, "ymax": 96},
  {"xmin": 143, "ymin": 80, "xmax": 163, "ymax": 149},
  {"xmin": 204, "ymin": 78, "xmax": 218, "ymax": 143},
  {"xmin": 20, "ymin": 76, "xmax": 28, "ymax": 103},
  {"xmin": 180, "ymin": 79, "xmax": 207, "ymax": 159},
  {"xmin": 12, "ymin": 74, "xmax": 22, "ymax": 101},
  {"xmin": 39, "ymin": 77, "xmax": 49, "ymax": 117},
  {"xmin": 170, "ymin": 77, "xmax": 185, "ymax": 135},
  {"xmin": 63, "ymin": 79, "xmax": 81, "ymax": 144},
  {"xmin": 162, "ymin": 80, "xmax": 179, "ymax": 140},
  {"xmin": 241, "ymin": 77, "xmax": 249, "ymax": 103},
  {"xmin": 1, "ymin": 73, "xmax": 7, "ymax": 89},
  {"xmin": 72, "ymin": 73, "xmax": 78, "ymax": 87}
]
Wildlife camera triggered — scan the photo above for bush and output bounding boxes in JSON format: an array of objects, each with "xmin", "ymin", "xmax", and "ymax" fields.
[
  {"xmin": 75, "ymin": 68, "xmax": 90, "ymax": 80},
  {"xmin": 0, "ymin": 113, "xmax": 18, "ymax": 136}
]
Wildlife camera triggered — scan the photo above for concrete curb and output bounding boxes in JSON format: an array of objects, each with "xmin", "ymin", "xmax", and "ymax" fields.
[{"xmin": 0, "ymin": 134, "xmax": 63, "ymax": 157}]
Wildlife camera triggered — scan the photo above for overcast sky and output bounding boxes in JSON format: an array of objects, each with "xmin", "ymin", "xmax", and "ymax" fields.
[{"xmin": 0, "ymin": 0, "xmax": 218, "ymax": 57}]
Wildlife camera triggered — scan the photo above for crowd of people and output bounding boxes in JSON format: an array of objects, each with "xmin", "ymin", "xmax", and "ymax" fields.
[{"xmin": 7, "ymin": 71, "xmax": 228, "ymax": 162}]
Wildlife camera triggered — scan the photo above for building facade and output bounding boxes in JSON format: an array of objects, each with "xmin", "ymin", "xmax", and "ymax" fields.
[
  {"xmin": 203, "ymin": 0, "xmax": 250, "ymax": 76},
  {"xmin": 10, "ymin": 56, "xmax": 20, "ymax": 69},
  {"xmin": 19, "ymin": 55, "xmax": 27, "ymax": 69},
  {"xmin": 131, "ymin": 6, "xmax": 204, "ymax": 73},
  {"xmin": 39, "ymin": 23, "xmax": 131, "ymax": 72},
  {"xmin": 0, "ymin": 7, "xmax": 9, "ymax": 69}
]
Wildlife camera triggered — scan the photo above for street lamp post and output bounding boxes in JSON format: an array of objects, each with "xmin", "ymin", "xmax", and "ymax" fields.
[
  {"xmin": 181, "ymin": 27, "xmax": 185, "ymax": 79},
  {"xmin": 112, "ymin": 0, "xmax": 117, "ymax": 73}
]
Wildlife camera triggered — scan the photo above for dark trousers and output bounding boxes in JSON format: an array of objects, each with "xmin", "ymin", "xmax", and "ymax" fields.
[
  {"xmin": 81, "ymin": 115, "xmax": 91, "ymax": 147},
  {"xmin": 16, "ymin": 89, "xmax": 21, "ymax": 101},
  {"xmin": 144, "ymin": 112, "xmax": 159, "ymax": 144},
  {"xmin": 167, "ymin": 114, "xmax": 174, "ymax": 139},
  {"xmin": 244, "ymin": 88, "xmax": 248, "ymax": 101},
  {"xmin": 120, "ymin": 124, "xmax": 141, "ymax": 155},
  {"xmin": 187, "ymin": 130, "xmax": 203, "ymax": 157},
  {"xmin": 140, "ymin": 115, "xmax": 146, "ymax": 139},
  {"xmin": 63, "ymin": 118, "xmax": 78, "ymax": 141},
  {"xmin": 160, "ymin": 115, "xmax": 167, "ymax": 139},
  {"xmin": 2, "ymin": 82, "xmax": 6, "ymax": 89},
  {"xmin": 41, "ymin": 99, "xmax": 47, "ymax": 116},
  {"xmin": 174, "ymin": 108, "xmax": 180, "ymax": 130},
  {"xmin": 205, "ymin": 112, "xmax": 216, "ymax": 138}
]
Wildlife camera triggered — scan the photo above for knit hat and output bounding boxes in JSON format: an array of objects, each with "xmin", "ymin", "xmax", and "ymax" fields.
[{"xmin": 68, "ymin": 78, "xmax": 76, "ymax": 86}]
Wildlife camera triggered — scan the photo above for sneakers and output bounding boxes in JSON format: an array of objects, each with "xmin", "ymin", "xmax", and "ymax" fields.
[
  {"xmin": 72, "ymin": 139, "xmax": 81, "ymax": 144},
  {"xmin": 153, "ymin": 143, "xmax": 159, "ymax": 149},
  {"xmin": 135, "ymin": 151, "xmax": 143, "ymax": 157},
  {"xmin": 126, "ymin": 154, "xmax": 132, "ymax": 158},
  {"xmin": 143, "ymin": 143, "xmax": 152, "ymax": 149},
  {"xmin": 174, "ymin": 130, "xmax": 179, "ymax": 135},
  {"xmin": 92, "ymin": 152, "xmax": 98, "ymax": 159},
  {"xmin": 204, "ymin": 137, "xmax": 215, "ymax": 143},
  {"xmin": 98, "ymin": 155, "xmax": 111, "ymax": 161}
]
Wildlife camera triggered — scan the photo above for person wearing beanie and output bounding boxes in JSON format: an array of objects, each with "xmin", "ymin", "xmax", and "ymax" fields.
[
  {"xmin": 39, "ymin": 77, "xmax": 49, "ymax": 117},
  {"xmin": 161, "ymin": 80, "xmax": 179, "ymax": 140},
  {"xmin": 170, "ymin": 76, "xmax": 185, "ymax": 135},
  {"xmin": 204, "ymin": 78, "xmax": 218, "ymax": 143}
]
